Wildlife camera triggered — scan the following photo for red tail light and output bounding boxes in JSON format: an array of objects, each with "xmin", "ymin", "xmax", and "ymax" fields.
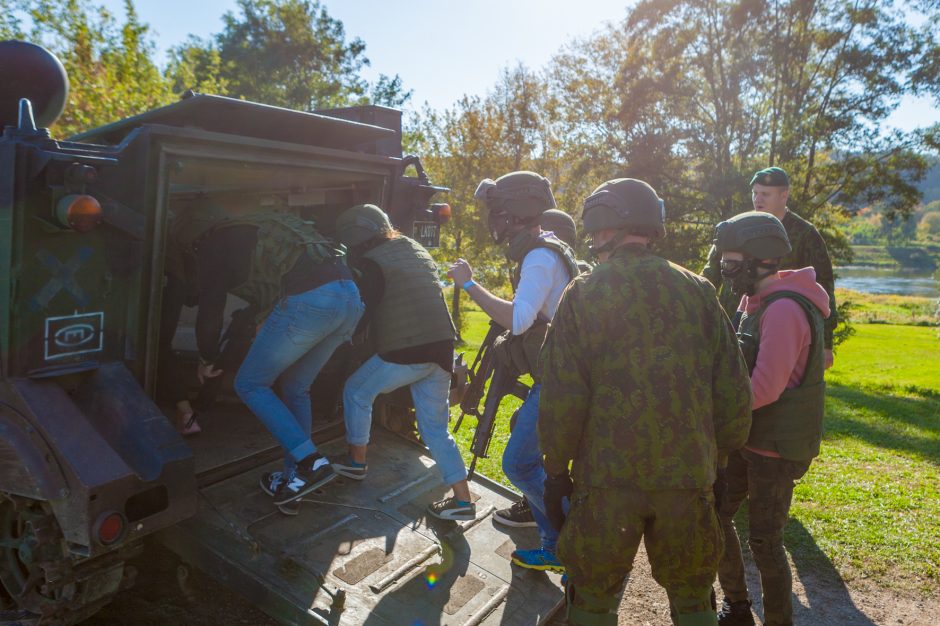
[{"xmin": 94, "ymin": 511, "xmax": 125, "ymax": 545}]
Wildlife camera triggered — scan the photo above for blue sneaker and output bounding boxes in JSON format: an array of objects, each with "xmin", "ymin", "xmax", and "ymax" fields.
[{"xmin": 510, "ymin": 548, "xmax": 564, "ymax": 573}]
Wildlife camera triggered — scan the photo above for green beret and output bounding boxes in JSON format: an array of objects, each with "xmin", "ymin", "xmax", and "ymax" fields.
[{"xmin": 749, "ymin": 166, "xmax": 789, "ymax": 187}]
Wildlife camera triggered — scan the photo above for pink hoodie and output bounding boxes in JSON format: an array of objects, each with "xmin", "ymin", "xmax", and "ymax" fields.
[{"xmin": 738, "ymin": 267, "xmax": 831, "ymax": 457}]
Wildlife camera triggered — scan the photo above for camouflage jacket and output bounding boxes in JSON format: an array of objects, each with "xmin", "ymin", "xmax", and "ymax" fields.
[
  {"xmin": 538, "ymin": 244, "xmax": 752, "ymax": 491},
  {"xmin": 702, "ymin": 208, "xmax": 838, "ymax": 348}
]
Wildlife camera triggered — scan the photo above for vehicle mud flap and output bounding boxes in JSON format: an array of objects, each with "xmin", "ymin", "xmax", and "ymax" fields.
[{"xmin": 158, "ymin": 430, "xmax": 563, "ymax": 625}]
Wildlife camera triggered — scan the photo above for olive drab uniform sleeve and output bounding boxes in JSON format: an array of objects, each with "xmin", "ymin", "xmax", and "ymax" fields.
[
  {"xmin": 538, "ymin": 245, "xmax": 752, "ymax": 492},
  {"xmin": 710, "ymin": 294, "xmax": 753, "ymax": 457},
  {"xmin": 781, "ymin": 211, "xmax": 837, "ymax": 349},
  {"xmin": 536, "ymin": 281, "xmax": 591, "ymax": 476}
]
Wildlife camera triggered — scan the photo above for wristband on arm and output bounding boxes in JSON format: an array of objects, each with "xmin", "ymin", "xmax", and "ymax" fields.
[{"xmin": 462, "ymin": 280, "xmax": 477, "ymax": 291}]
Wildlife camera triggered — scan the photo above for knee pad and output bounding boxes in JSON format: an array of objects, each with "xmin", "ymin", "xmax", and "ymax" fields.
[
  {"xmin": 566, "ymin": 582, "xmax": 619, "ymax": 626},
  {"xmin": 748, "ymin": 534, "xmax": 785, "ymax": 565}
]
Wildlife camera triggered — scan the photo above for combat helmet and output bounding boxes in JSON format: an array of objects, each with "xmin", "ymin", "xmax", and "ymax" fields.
[
  {"xmin": 713, "ymin": 211, "xmax": 791, "ymax": 260},
  {"xmin": 335, "ymin": 204, "xmax": 393, "ymax": 247},
  {"xmin": 474, "ymin": 170, "xmax": 555, "ymax": 217},
  {"xmin": 539, "ymin": 209, "xmax": 578, "ymax": 247},
  {"xmin": 581, "ymin": 178, "xmax": 666, "ymax": 239}
]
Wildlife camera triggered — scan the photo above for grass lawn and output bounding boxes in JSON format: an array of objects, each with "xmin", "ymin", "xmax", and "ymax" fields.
[
  {"xmin": 449, "ymin": 304, "xmax": 940, "ymax": 595},
  {"xmin": 797, "ymin": 323, "xmax": 940, "ymax": 592}
]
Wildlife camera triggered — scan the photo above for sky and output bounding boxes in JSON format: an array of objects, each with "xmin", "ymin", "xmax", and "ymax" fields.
[{"xmin": 98, "ymin": 0, "xmax": 939, "ymax": 132}]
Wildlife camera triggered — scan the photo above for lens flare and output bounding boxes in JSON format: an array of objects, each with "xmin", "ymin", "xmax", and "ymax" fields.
[{"xmin": 425, "ymin": 570, "xmax": 438, "ymax": 589}]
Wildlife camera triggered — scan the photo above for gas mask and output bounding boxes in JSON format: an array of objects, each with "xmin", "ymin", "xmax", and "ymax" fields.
[{"xmin": 488, "ymin": 210, "xmax": 514, "ymax": 244}]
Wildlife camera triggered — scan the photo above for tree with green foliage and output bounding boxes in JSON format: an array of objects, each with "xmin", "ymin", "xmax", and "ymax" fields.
[
  {"xmin": 542, "ymin": 0, "xmax": 931, "ymax": 268},
  {"xmin": 168, "ymin": 0, "xmax": 410, "ymax": 111},
  {"xmin": 410, "ymin": 64, "xmax": 569, "ymax": 333},
  {"xmin": 13, "ymin": 0, "xmax": 173, "ymax": 136},
  {"xmin": 920, "ymin": 211, "xmax": 940, "ymax": 238}
]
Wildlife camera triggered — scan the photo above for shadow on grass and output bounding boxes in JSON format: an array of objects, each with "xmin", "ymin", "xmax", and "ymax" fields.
[
  {"xmin": 787, "ymin": 519, "xmax": 877, "ymax": 625},
  {"xmin": 825, "ymin": 383, "xmax": 940, "ymax": 466},
  {"xmin": 730, "ymin": 507, "xmax": 876, "ymax": 625}
]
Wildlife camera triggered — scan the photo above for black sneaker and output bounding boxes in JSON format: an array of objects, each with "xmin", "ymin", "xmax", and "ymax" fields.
[
  {"xmin": 259, "ymin": 469, "xmax": 293, "ymax": 497},
  {"xmin": 273, "ymin": 454, "xmax": 335, "ymax": 505},
  {"xmin": 426, "ymin": 497, "xmax": 476, "ymax": 521},
  {"xmin": 493, "ymin": 498, "xmax": 537, "ymax": 527},
  {"xmin": 332, "ymin": 455, "xmax": 368, "ymax": 480},
  {"xmin": 717, "ymin": 599, "xmax": 755, "ymax": 626}
]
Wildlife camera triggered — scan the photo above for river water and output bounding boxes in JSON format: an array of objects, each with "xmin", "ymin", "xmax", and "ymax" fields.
[{"xmin": 835, "ymin": 266, "xmax": 940, "ymax": 298}]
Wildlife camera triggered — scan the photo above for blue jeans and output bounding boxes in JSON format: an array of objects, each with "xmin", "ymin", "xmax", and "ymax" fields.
[
  {"xmin": 502, "ymin": 383, "xmax": 560, "ymax": 552},
  {"xmin": 234, "ymin": 280, "xmax": 363, "ymax": 469},
  {"xmin": 344, "ymin": 355, "xmax": 467, "ymax": 486}
]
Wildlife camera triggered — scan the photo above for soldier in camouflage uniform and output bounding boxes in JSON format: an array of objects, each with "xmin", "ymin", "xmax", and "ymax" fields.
[
  {"xmin": 712, "ymin": 212, "xmax": 829, "ymax": 626},
  {"xmin": 701, "ymin": 167, "xmax": 837, "ymax": 367},
  {"xmin": 538, "ymin": 178, "xmax": 753, "ymax": 626}
]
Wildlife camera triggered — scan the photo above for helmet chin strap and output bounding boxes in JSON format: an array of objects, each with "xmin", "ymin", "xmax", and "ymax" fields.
[{"xmin": 728, "ymin": 259, "xmax": 779, "ymax": 295}]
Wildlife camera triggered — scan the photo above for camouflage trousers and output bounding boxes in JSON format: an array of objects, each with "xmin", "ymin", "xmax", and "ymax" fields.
[
  {"xmin": 717, "ymin": 449, "xmax": 811, "ymax": 626},
  {"xmin": 558, "ymin": 487, "xmax": 722, "ymax": 626}
]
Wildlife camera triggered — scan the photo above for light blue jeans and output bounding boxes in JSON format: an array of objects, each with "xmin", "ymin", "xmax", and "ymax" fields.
[
  {"xmin": 502, "ymin": 383, "xmax": 560, "ymax": 552},
  {"xmin": 344, "ymin": 355, "xmax": 467, "ymax": 486},
  {"xmin": 234, "ymin": 280, "xmax": 363, "ymax": 470}
]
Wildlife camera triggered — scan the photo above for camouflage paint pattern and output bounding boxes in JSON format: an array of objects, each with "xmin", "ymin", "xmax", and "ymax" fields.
[
  {"xmin": 702, "ymin": 209, "xmax": 837, "ymax": 348},
  {"xmin": 718, "ymin": 449, "xmax": 811, "ymax": 626},
  {"xmin": 538, "ymin": 243, "xmax": 751, "ymax": 623},
  {"xmin": 559, "ymin": 487, "xmax": 723, "ymax": 623},
  {"xmin": 538, "ymin": 244, "xmax": 752, "ymax": 491}
]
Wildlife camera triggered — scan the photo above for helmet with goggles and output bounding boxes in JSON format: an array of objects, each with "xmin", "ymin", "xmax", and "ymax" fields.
[
  {"xmin": 475, "ymin": 170, "xmax": 555, "ymax": 243},
  {"xmin": 713, "ymin": 211, "xmax": 791, "ymax": 260}
]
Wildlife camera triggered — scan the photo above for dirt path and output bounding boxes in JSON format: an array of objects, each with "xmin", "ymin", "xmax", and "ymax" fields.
[
  {"xmin": 85, "ymin": 541, "xmax": 938, "ymax": 625},
  {"xmin": 619, "ymin": 544, "xmax": 939, "ymax": 625}
]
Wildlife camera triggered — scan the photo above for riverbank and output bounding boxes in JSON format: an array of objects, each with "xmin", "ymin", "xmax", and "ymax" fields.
[
  {"xmin": 850, "ymin": 244, "xmax": 939, "ymax": 270},
  {"xmin": 838, "ymin": 288, "xmax": 938, "ymax": 325}
]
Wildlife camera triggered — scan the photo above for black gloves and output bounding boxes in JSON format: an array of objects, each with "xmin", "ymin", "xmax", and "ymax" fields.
[{"xmin": 543, "ymin": 471, "xmax": 573, "ymax": 532}]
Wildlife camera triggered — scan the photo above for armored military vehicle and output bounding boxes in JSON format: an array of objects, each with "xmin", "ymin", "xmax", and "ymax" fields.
[{"xmin": 0, "ymin": 41, "xmax": 562, "ymax": 625}]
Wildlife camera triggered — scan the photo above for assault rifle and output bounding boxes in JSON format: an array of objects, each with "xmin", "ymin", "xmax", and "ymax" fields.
[{"xmin": 453, "ymin": 320, "xmax": 530, "ymax": 479}]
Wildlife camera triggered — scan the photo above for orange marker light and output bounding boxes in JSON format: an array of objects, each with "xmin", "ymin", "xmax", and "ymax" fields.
[
  {"xmin": 56, "ymin": 194, "xmax": 103, "ymax": 232},
  {"xmin": 434, "ymin": 203, "xmax": 452, "ymax": 222}
]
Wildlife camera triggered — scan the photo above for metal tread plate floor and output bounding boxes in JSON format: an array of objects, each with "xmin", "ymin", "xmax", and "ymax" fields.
[{"xmin": 159, "ymin": 430, "xmax": 563, "ymax": 625}]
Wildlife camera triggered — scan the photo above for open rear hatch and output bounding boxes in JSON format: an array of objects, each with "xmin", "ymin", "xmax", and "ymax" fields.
[{"xmin": 158, "ymin": 417, "xmax": 563, "ymax": 625}]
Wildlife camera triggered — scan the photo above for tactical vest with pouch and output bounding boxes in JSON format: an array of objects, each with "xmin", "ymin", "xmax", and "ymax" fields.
[
  {"xmin": 495, "ymin": 232, "xmax": 581, "ymax": 380},
  {"xmin": 738, "ymin": 290, "xmax": 826, "ymax": 461},
  {"xmin": 363, "ymin": 236, "xmax": 457, "ymax": 354},
  {"xmin": 199, "ymin": 212, "xmax": 343, "ymax": 316}
]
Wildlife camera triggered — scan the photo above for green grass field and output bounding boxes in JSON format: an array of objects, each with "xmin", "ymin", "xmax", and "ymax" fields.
[
  {"xmin": 795, "ymin": 323, "xmax": 940, "ymax": 592},
  {"xmin": 449, "ymin": 304, "xmax": 940, "ymax": 595}
]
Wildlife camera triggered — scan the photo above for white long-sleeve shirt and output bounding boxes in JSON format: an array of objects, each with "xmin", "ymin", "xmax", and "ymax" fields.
[{"xmin": 512, "ymin": 245, "xmax": 572, "ymax": 335}]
